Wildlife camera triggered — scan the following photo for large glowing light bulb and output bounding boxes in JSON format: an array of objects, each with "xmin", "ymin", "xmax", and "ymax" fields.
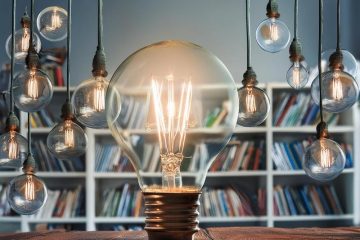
[
  {"xmin": 37, "ymin": 6, "xmax": 68, "ymax": 42},
  {"xmin": 286, "ymin": 61, "xmax": 309, "ymax": 89}
]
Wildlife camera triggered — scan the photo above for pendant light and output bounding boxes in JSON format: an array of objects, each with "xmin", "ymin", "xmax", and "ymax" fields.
[
  {"xmin": 238, "ymin": 0, "xmax": 270, "ymax": 127},
  {"xmin": 47, "ymin": 0, "xmax": 88, "ymax": 160},
  {"xmin": 7, "ymin": 113, "xmax": 48, "ymax": 215},
  {"xmin": 286, "ymin": 0, "xmax": 309, "ymax": 89},
  {"xmin": 12, "ymin": 0, "xmax": 53, "ymax": 112},
  {"xmin": 37, "ymin": 6, "xmax": 68, "ymax": 42},
  {"xmin": 256, "ymin": 0, "xmax": 291, "ymax": 53},
  {"xmin": 303, "ymin": 0, "xmax": 345, "ymax": 182},
  {"xmin": 5, "ymin": 8, "xmax": 41, "ymax": 64},
  {"xmin": 71, "ymin": 0, "xmax": 120, "ymax": 129},
  {"xmin": 311, "ymin": 0, "xmax": 359, "ymax": 113},
  {"xmin": 0, "ymin": 0, "xmax": 28, "ymax": 168}
]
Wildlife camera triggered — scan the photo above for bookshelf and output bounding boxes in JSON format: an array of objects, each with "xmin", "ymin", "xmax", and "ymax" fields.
[{"xmin": 0, "ymin": 82, "xmax": 358, "ymax": 232}]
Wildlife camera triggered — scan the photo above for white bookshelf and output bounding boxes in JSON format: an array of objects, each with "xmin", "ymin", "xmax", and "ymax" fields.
[{"xmin": 0, "ymin": 82, "xmax": 357, "ymax": 232}]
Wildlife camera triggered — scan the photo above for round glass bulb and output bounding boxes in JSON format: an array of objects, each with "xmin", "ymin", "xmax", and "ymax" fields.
[
  {"xmin": 256, "ymin": 18, "xmax": 291, "ymax": 53},
  {"xmin": 72, "ymin": 76, "xmax": 121, "ymax": 129},
  {"xmin": 5, "ymin": 28, "xmax": 41, "ymax": 64},
  {"xmin": 321, "ymin": 49, "xmax": 358, "ymax": 77},
  {"xmin": 13, "ymin": 69, "xmax": 53, "ymax": 112},
  {"xmin": 303, "ymin": 138, "xmax": 346, "ymax": 182},
  {"xmin": 106, "ymin": 40, "xmax": 238, "ymax": 191},
  {"xmin": 237, "ymin": 86, "xmax": 270, "ymax": 127},
  {"xmin": 7, "ymin": 173, "xmax": 47, "ymax": 215},
  {"xmin": 47, "ymin": 119, "xmax": 88, "ymax": 159},
  {"xmin": 286, "ymin": 61, "xmax": 309, "ymax": 89},
  {"xmin": 0, "ymin": 131, "xmax": 28, "ymax": 168},
  {"xmin": 311, "ymin": 70, "xmax": 359, "ymax": 113},
  {"xmin": 37, "ymin": 6, "xmax": 67, "ymax": 42}
]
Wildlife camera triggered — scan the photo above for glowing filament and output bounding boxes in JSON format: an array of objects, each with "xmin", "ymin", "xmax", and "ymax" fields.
[
  {"xmin": 21, "ymin": 28, "xmax": 30, "ymax": 52},
  {"xmin": 320, "ymin": 147, "xmax": 333, "ymax": 168},
  {"xmin": 332, "ymin": 72, "xmax": 343, "ymax": 101},
  {"xmin": 26, "ymin": 71, "xmax": 39, "ymax": 99},
  {"xmin": 48, "ymin": 10, "xmax": 62, "ymax": 30},
  {"xmin": 8, "ymin": 131, "xmax": 19, "ymax": 160},
  {"xmin": 93, "ymin": 82, "xmax": 105, "ymax": 112},
  {"xmin": 64, "ymin": 120, "xmax": 74, "ymax": 148},
  {"xmin": 269, "ymin": 19, "xmax": 279, "ymax": 41},
  {"xmin": 24, "ymin": 175, "xmax": 35, "ymax": 201},
  {"xmin": 246, "ymin": 89, "xmax": 256, "ymax": 113},
  {"xmin": 292, "ymin": 62, "xmax": 301, "ymax": 87}
]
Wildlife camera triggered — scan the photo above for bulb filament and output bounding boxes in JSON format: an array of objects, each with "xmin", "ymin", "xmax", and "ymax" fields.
[
  {"xmin": 292, "ymin": 62, "xmax": 301, "ymax": 87},
  {"xmin": 64, "ymin": 120, "xmax": 75, "ymax": 148},
  {"xmin": 93, "ymin": 82, "xmax": 105, "ymax": 112},
  {"xmin": 24, "ymin": 175, "xmax": 35, "ymax": 201},
  {"xmin": 332, "ymin": 71, "xmax": 343, "ymax": 101},
  {"xmin": 26, "ymin": 71, "xmax": 39, "ymax": 99},
  {"xmin": 21, "ymin": 28, "xmax": 30, "ymax": 52},
  {"xmin": 48, "ymin": 9, "xmax": 62, "ymax": 31},
  {"xmin": 320, "ymin": 146, "xmax": 333, "ymax": 168},
  {"xmin": 246, "ymin": 88, "xmax": 257, "ymax": 113},
  {"xmin": 8, "ymin": 131, "xmax": 19, "ymax": 160},
  {"xmin": 269, "ymin": 18, "xmax": 279, "ymax": 41}
]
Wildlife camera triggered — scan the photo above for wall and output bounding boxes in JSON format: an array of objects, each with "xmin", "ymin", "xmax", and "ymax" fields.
[{"xmin": 0, "ymin": 0, "xmax": 358, "ymax": 86}]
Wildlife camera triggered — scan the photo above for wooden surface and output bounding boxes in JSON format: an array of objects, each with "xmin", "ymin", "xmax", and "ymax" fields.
[{"xmin": 0, "ymin": 227, "xmax": 360, "ymax": 240}]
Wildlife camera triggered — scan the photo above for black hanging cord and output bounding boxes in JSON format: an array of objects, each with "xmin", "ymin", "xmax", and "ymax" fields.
[
  {"xmin": 318, "ymin": 0, "xmax": 324, "ymax": 123},
  {"xmin": 10, "ymin": 0, "xmax": 16, "ymax": 113},
  {"xmin": 29, "ymin": 0, "xmax": 34, "ymax": 47},
  {"xmin": 336, "ymin": 0, "xmax": 340, "ymax": 51},
  {"xmin": 66, "ymin": 0, "xmax": 71, "ymax": 101},
  {"xmin": 98, "ymin": 0, "xmax": 103, "ymax": 50},
  {"xmin": 294, "ymin": 0, "xmax": 298, "ymax": 39},
  {"xmin": 27, "ymin": 113, "xmax": 32, "ymax": 155},
  {"xmin": 246, "ymin": 0, "xmax": 251, "ymax": 68}
]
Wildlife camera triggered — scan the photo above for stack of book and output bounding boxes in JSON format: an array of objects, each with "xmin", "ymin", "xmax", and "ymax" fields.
[
  {"xmin": 99, "ymin": 184, "xmax": 143, "ymax": 217},
  {"xmin": 273, "ymin": 92, "xmax": 339, "ymax": 126},
  {"xmin": 199, "ymin": 187, "xmax": 266, "ymax": 217},
  {"xmin": 29, "ymin": 109, "xmax": 57, "ymax": 128},
  {"xmin": 273, "ymin": 184, "xmax": 343, "ymax": 216},
  {"xmin": 41, "ymin": 65, "xmax": 64, "ymax": 87},
  {"xmin": 34, "ymin": 186, "xmax": 85, "ymax": 218},
  {"xmin": 95, "ymin": 144, "xmax": 134, "ymax": 172},
  {"xmin": 0, "ymin": 184, "xmax": 16, "ymax": 216},
  {"xmin": 210, "ymin": 140, "xmax": 266, "ymax": 171},
  {"xmin": 272, "ymin": 139, "xmax": 353, "ymax": 170}
]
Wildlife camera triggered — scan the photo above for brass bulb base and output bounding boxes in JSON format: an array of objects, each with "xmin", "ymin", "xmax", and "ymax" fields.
[
  {"xmin": 289, "ymin": 39, "xmax": 304, "ymax": 62},
  {"xmin": 242, "ymin": 67, "xmax": 258, "ymax": 87},
  {"xmin": 5, "ymin": 112, "xmax": 20, "ymax": 132},
  {"xmin": 316, "ymin": 121, "xmax": 329, "ymax": 139},
  {"xmin": 143, "ymin": 190, "xmax": 201, "ymax": 240},
  {"xmin": 329, "ymin": 50, "xmax": 344, "ymax": 71},
  {"xmin": 266, "ymin": 0, "xmax": 280, "ymax": 19}
]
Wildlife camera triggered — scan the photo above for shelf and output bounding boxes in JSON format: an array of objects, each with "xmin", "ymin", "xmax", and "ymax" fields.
[
  {"xmin": 0, "ymin": 216, "xmax": 21, "ymax": 222},
  {"xmin": 233, "ymin": 126, "xmax": 267, "ymax": 134},
  {"xmin": 53, "ymin": 86, "xmax": 76, "ymax": 92},
  {"xmin": 28, "ymin": 128, "xmax": 53, "ymax": 133},
  {"xmin": 271, "ymin": 126, "xmax": 354, "ymax": 133},
  {"xmin": 273, "ymin": 214, "xmax": 354, "ymax": 221},
  {"xmin": 36, "ymin": 172, "xmax": 86, "ymax": 178},
  {"xmin": 272, "ymin": 168, "xmax": 354, "ymax": 176},
  {"xmin": 26, "ymin": 217, "xmax": 87, "ymax": 223}
]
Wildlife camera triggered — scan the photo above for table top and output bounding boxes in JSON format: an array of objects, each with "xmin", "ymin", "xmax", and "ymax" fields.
[{"xmin": 0, "ymin": 227, "xmax": 360, "ymax": 240}]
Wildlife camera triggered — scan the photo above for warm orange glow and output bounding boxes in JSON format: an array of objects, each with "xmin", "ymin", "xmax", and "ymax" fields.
[
  {"xmin": 24, "ymin": 175, "xmax": 35, "ymax": 201},
  {"xmin": 64, "ymin": 120, "xmax": 74, "ymax": 148},
  {"xmin": 26, "ymin": 70, "xmax": 39, "ymax": 99},
  {"xmin": 332, "ymin": 71, "xmax": 343, "ymax": 101},
  {"xmin": 245, "ymin": 88, "xmax": 256, "ymax": 113},
  {"xmin": 269, "ymin": 19, "xmax": 279, "ymax": 41},
  {"xmin": 93, "ymin": 81, "xmax": 105, "ymax": 112},
  {"xmin": 21, "ymin": 28, "xmax": 30, "ymax": 52},
  {"xmin": 8, "ymin": 131, "xmax": 19, "ymax": 160}
]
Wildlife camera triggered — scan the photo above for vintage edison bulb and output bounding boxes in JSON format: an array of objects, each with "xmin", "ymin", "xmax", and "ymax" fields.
[
  {"xmin": 7, "ymin": 173, "xmax": 47, "ymax": 215},
  {"xmin": 37, "ymin": 6, "xmax": 67, "ymax": 41},
  {"xmin": 311, "ymin": 70, "xmax": 359, "ymax": 113},
  {"xmin": 321, "ymin": 49, "xmax": 358, "ymax": 77},
  {"xmin": 256, "ymin": 18, "xmax": 290, "ymax": 53},
  {"xmin": 106, "ymin": 40, "xmax": 238, "ymax": 191},
  {"xmin": 0, "ymin": 131, "xmax": 28, "ymax": 168},
  {"xmin": 286, "ymin": 61, "xmax": 309, "ymax": 89},
  {"xmin": 5, "ymin": 28, "xmax": 41, "ymax": 64},
  {"xmin": 303, "ymin": 138, "xmax": 346, "ymax": 182},
  {"xmin": 237, "ymin": 86, "xmax": 270, "ymax": 127},
  {"xmin": 13, "ymin": 69, "xmax": 53, "ymax": 112},
  {"xmin": 72, "ymin": 76, "xmax": 121, "ymax": 129},
  {"xmin": 47, "ymin": 119, "xmax": 87, "ymax": 159}
]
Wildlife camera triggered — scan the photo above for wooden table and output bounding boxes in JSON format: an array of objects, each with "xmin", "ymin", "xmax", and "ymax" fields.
[{"xmin": 0, "ymin": 227, "xmax": 360, "ymax": 239}]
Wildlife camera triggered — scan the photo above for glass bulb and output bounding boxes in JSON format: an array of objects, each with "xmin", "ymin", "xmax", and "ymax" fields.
[
  {"xmin": 311, "ymin": 69, "xmax": 359, "ymax": 113},
  {"xmin": 237, "ymin": 86, "xmax": 270, "ymax": 127},
  {"xmin": 303, "ymin": 138, "xmax": 346, "ymax": 182},
  {"xmin": 256, "ymin": 18, "xmax": 291, "ymax": 53},
  {"xmin": 13, "ymin": 69, "xmax": 53, "ymax": 112},
  {"xmin": 72, "ymin": 76, "xmax": 121, "ymax": 129},
  {"xmin": 0, "ymin": 131, "xmax": 28, "ymax": 168},
  {"xmin": 106, "ymin": 40, "xmax": 238, "ymax": 191},
  {"xmin": 37, "ymin": 6, "xmax": 67, "ymax": 42},
  {"xmin": 5, "ymin": 28, "xmax": 41, "ymax": 64},
  {"xmin": 286, "ymin": 61, "xmax": 309, "ymax": 89},
  {"xmin": 47, "ymin": 119, "xmax": 88, "ymax": 159},
  {"xmin": 7, "ymin": 173, "xmax": 47, "ymax": 215}
]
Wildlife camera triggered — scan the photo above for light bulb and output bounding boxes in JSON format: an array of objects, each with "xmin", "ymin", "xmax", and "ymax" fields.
[
  {"xmin": 47, "ymin": 119, "xmax": 88, "ymax": 159},
  {"xmin": 286, "ymin": 61, "xmax": 309, "ymax": 89},
  {"xmin": 13, "ymin": 69, "xmax": 53, "ymax": 112},
  {"xmin": 311, "ymin": 70, "xmax": 359, "ymax": 113},
  {"xmin": 237, "ymin": 86, "xmax": 270, "ymax": 127},
  {"xmin": 72, "ymin": 76, "xmax": 121, "ymax": 129},
  {"xmin": 256, "ymin": 18, "xmax": 290, "ymax": 53},
  {"xmin": 0, "ymin": 130, "xmax": 28, "ymax": 167},
  {"xmin": 7, "ymin": 173, "xmax": 47, "ymax": 215},
  {"xmin": 303, "ymin": 138, "xmax": 345, "ymax": 182},
  {"xmin": 37, "ymin": 6, "xmax": 67, "ymax": 42},
  {"xmin": 5, "ymin": 28, "xmax": 41, "ymax": 64}
]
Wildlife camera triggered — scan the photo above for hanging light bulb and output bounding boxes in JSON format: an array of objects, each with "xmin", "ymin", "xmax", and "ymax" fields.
[
  {"xmin": 37, "ymin": 6, "xmax": 67, "ymax": 42},
  {"xmin": 256, "ymin": 0, "xmax": 290, "ymax": 53},
  {"xmin": 321, "ymin": 49, "xmax": 358, "ymax": 78},
  {"xmin": 5, "ymin": 10, "xmax": 41, "ymax": 64}
]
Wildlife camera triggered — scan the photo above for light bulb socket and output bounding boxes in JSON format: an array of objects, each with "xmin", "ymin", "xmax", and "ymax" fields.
[
  {"xmin": 316, "ymin": 121, "xmax": 329, "ymax": 139},
  {"xmin": 289, "ymin": 39, "xmax": 304, "ymax": 62},
  {"xmin": 266, "ymin": 0, "xmax": 280, "ymax": 19},
  {"xmin": 242, "ymin": 67, "xmax": 258, "ymax": 87},
  {"xmin": 61, "ymin": 101, "xmax": 74, "ymax": 120},
  {"xmin": 21, "ymin": 11, "xmax": 30, "ymax": 28},
  {"xmin": 22, "ymin": 153, "xmax": 36, "ymax": 174},
  {"xmin": 329, "ymin": 50, "xmax": 344, "ymax": 71},
  {"xmin": 92, "ymin": 47, "xmax": 108, "ymax": 78},
  {"xmin": 143, "ymin": 191, "xmax": 200, "ymax": 240},
  {"xmin": 25, "ymin": 51, "xmax": 40, "ymax": 70},
  {"xmin": 5, "ymin": 112, "xmax": 20, "ymax": 132}
]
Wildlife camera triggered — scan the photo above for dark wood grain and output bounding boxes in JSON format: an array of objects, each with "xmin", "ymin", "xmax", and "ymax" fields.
[{"xmin": 0, "ymin": 227, "xmax": 359, "ymax": 240}]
